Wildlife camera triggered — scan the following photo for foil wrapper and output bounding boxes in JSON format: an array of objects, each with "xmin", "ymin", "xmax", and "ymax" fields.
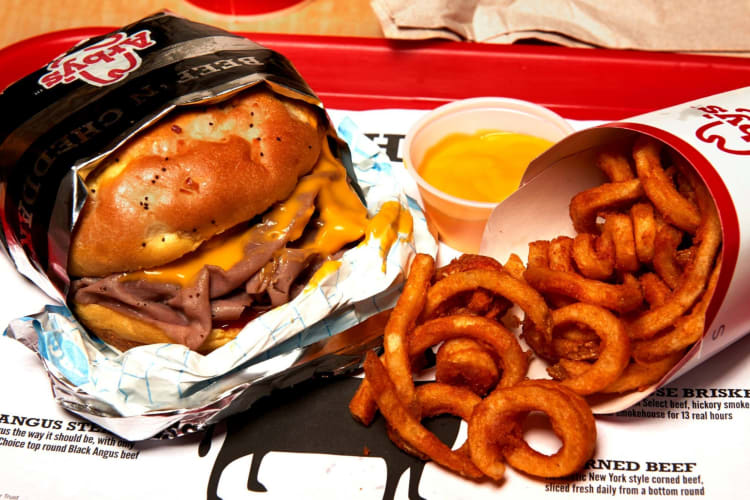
[{"xmin": 0, "ymin": 13, "xmax": 437, "ymax": 440}]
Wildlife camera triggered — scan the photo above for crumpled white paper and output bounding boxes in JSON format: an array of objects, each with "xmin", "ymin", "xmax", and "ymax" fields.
[{"xmin": 371, "ymin": 0, "xmax": 750, "ymax": 55}]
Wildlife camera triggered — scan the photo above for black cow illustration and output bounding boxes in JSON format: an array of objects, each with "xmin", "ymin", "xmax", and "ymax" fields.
[{"xmin": 201, "ymin": 376, "xmax": 462, "ymax": 500}]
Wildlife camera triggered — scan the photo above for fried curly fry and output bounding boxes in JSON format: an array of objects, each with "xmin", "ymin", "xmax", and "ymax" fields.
[
  {"xmin": 434, "ymin": 253, "xmax": 504, "ymax": 280},
  {"xmin": 519, "ymin": 379, "xmax": 597, "ymax": 443},
  {"xmin": 350, "ymin": 253, "xmax": 434, "ymax": 425},
  {"xmin": 436, "ymin": 338, "xmax": 500, "ymax": 396},
  {"xmin": 630, "ymin": 202, "xmax": 656, "ymax": 263},
  {"xmin": 675, "ymin": 247, "xmax": 696, "ymax": 269},
  {"xmin": 502, "ymin": 253, "xmax": 527, "ymax": 281},
  {"xmin": 416, "ymin": 382, "xmax": 481, "ymax": 421},
  {"xmin": 411, "ymin": 315, "xmax": 530, "ymax": 390},
  {"xmin": 468, "ymin": 382, "xmax": 596, "ymax": 479},
  {"xmin": 424, "ymin": 269, "xmax": 553, "ymax": 343},
  {"xmin": 629, "ymin": 166, "xmax": 721, "ymax": 340},
  {"xmin": 363, "ymin": 352, "xmax": 484, "ymax": 478},
  {"xmin": 431, "ymin": 255, "xmax": 513, "ymax": 397},
  {"xmin": 527, "ymin": 240, "xmax": 551, "ymax": 268},
  {"xmin": 632, "ymin": 136, "xmax": 700, "ymax": 234},
  {"xmin": 524, "ymin": 318, "xmax": 601, "ymax": 364},
  {"xmin": 548, "ymin": 236, "xmax": 575, "ymax": 272},
  {"xmin": 349, "ymin": 375, "xmax": 379, "ymax": 426},
  {"xmin": 597, "ymin": 148, "xmax": 635, "ymax": 182},
  {"xmin": 552, "ymin": 324, "xmax": 601, "ymax": 361},
  {"xmin": 633, "ymin": 257, "xmax": 721, "ymax": 362},
  {"xmin": 387, "ymin": 382, "xmax": 484, "ymax": 462},
  {"xmin": 384, "ymin": 253, "xmax": 434, "ymax": 414},
  {"xmin": 550, "ymin": 303, "xmax": 630, "ymax": 395},
  {"xmin": 569, "ymin": 178, "xmax": 644, "ymax": 233},
  {"xmin": 602, "ymin": 212, "xmax": 639, "ymax": 272},
  {"xmin": 555, "ymin": 351, "xmax": 686, "ymax": 394},
  {"xmin": 572, "ymin": 232, "xmax": 615, "ymax": 280},
  {"xmin": 639, "ymin": 272, "xmax": 672, "ymax": 308},
  {"xmin": 433, "ymin": 254, "xmax": 511, "ymax": 320},
  {"xmin": 523, "ymin": 265, "xmax": 644, "ymax": 314},
  {"xmin": 602, "ymin": 353, "xmax": 684, "ymax": 393},
  {"xmin": 652, "ymin": 221, "xmax": 684, "ymax": 289}
]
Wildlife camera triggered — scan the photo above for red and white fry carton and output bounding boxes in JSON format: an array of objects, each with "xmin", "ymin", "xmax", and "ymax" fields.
[{"xmin": 480, "ymin": 86, "xmax": 750, "ymax": 413}]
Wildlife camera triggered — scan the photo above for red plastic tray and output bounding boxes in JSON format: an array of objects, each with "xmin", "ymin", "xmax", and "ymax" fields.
[{"xmin": 1, "ymin": 28, "xmax": 750, "ymax": 120}]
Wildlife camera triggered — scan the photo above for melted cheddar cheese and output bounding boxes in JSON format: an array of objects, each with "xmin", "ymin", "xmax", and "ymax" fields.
[
  {"xmin": 122, "ymin": 139, "xmax": 369, "ymax": 287},
  {"xmin": 303, "ymin": 199, "xmax": 415, "ymax": 288},
  {"xmin": 365, "ymin": 201, "xmax": 413, "ymax": 267}
]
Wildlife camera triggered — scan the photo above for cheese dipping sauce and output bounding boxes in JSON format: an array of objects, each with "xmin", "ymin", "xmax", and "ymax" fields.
[{"xmin": 418, "ymin": 129, "xmax": 553, "ymax": 203}]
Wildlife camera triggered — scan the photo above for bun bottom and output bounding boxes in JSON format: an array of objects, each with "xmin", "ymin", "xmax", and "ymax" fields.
[{"xmin": 72, "ymin": 303, "xmax": 241, "ymax": 354}]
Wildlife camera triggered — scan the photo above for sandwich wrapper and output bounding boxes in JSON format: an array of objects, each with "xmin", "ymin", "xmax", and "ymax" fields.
[
  {"xmin": 481, "ymin": 85, "xmax": 750, "ymax": 413},
  {"xmin": 0, "ymin": 12, "xmax": 436, "ymax": 440}
]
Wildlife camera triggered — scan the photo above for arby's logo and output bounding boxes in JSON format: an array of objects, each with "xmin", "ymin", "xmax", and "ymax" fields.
[
  {"xmin": 38, "ymin": 30, "xmax": 156, "ymax": 89},
  {"xmin": 694, "ymin": 105, "xmax": 750, "ymax": 155}
]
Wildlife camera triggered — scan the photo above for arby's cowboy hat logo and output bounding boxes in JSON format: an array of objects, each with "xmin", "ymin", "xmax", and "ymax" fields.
[
  {"xmin": 694, "ymin": 105, "xmax": 750, "ymax": 155},
  {"xmin": 38, "ymin": 30, "xmax": 156, "ymax": 89}
]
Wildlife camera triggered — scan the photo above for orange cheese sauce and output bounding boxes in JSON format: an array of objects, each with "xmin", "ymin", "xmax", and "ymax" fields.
[{"xmin": 418, "ymin": 130, "xmax": 553, "ymax": 203}]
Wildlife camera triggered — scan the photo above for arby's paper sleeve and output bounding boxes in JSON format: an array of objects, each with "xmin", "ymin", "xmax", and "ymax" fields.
[{"xmin": 481, "ymin": 86, "xmax": 749, "ymax": 412}]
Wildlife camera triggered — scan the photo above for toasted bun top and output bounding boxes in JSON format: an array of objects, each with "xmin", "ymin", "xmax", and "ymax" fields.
[{"xmin": 68, "ymin": 88, "xmax": 325, "ymax": 277}]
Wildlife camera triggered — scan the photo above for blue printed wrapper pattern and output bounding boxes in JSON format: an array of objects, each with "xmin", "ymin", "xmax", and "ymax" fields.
[{"xmin": 3, "ymin": 118, "xmax": 437, "ymax": 436}]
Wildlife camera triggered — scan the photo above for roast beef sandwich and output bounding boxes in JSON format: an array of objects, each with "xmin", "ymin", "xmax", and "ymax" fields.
[{"xmin": 68, "ymin": 87, "xmax": 371, "ymax": 353}]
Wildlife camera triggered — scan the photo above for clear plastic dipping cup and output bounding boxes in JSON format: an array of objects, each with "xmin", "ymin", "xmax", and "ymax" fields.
[{"xmin": 402, "ymin": 97, "xmax": 574, "ymax": 253}]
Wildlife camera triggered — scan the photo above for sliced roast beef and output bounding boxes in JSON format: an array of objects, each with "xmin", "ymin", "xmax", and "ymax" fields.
[
  {"xmin": 210, "ymin": 291, "xmax": 254, "ymax": 322},
  {"xmin": 71, "ymin": 270, "xmax": 212, "ymax": 348},
  {"xmin": 69, "ymin": 169, "xmax": 345, "ymax": 349}
]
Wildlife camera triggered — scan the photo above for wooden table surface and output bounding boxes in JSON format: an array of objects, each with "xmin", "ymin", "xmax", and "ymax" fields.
[{"xmin": 0, "ymin": 0, "xmax": 385, "ymax": 49}]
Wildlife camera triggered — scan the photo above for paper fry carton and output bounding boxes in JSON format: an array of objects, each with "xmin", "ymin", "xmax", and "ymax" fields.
[{"xmin": 481, "ymin": 86, "xmax": 750, "ymax": 412}]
